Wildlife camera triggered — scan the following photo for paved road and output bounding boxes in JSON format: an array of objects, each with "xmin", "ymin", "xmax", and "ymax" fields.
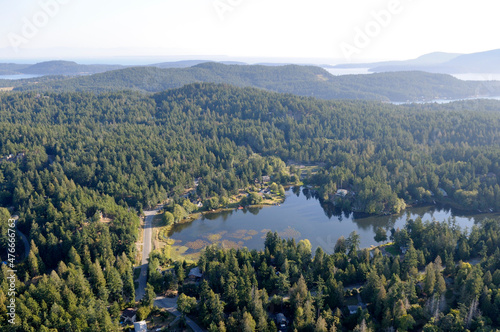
[
  {"xmin": 13, "ymin": 219, "xmax": 30, "ymax": 262},
  {"xmin": 17, "ymin": 229, "xmax": 30, "ymax": 261},
  {"xmin": 135, "ymin": 208, "xmax": 160, "ymax": 301},
  {"xmin": 155, "ymin": 296, "xmax": 206, "ymax": 332}
]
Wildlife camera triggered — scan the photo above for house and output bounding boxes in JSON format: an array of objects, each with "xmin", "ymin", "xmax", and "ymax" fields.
[
  {"xmin": 348, "ymin": 303, "xmax": 367, "ymax": 315},
  {"xmin": 336, "ymin": 189, "xmax": 348, "ymax": 197},
  {"xmin": 188, "ymin": 267, "xmax": 203, "ymax": 281},
  {"xmin": 262, "ymin": 175, "xmax": 271, "ymax": 183},
  {"xmin": 121, "ymin": 308, "xmax": 137, "ymax": 324},
  {"xmin": 275, "ymin": 313, "xmax": 288, "ymax": 331},
  {"xmin": 348, "ymin": 305, "xmax": 359, "ymax": 315},
  {"xmin": 438, "ymin": 188, "xmax": 448, "ymax": 197},
  {"xmin": 194, "ymin": 177, "xmax": 201, "ymax": 187},
  {"xmin": 196, "ymin": 201, "xmax": 203, "ymax": 208},
  {"xmin": 134, "ymin": 321, "xmax": 147, "ymax": 332}
]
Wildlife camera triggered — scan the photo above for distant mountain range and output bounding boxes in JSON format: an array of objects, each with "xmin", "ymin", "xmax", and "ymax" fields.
[
  {"xmin": 148, "ymin": 60, "xmax": 247, "ymax": 68},
  {"xmin": 6, "ymin": 62, "xmax": 500, "ymax": 102},
  {"xmin": 334, "ymin": 49, "xmax": 500, "ymax": 74},
  {"xmin": 0, "ymin": 59, "xmax": 319, "ymax": 76},
  {"xmin": 0, "ymin": 60, "xmax": 126, "ymax": 76},
  {"xmin": 2, "ymin": 48, "xmax": 499, "ymax": 78}
]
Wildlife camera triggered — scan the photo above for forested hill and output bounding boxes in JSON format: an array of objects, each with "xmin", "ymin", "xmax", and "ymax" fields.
[
  {"xmin": 11, "ymin": 62, "xmax": 500, "ymax": 102},
  {"xmin": 0, "ymin": 60, "xmax": 126, "ymax": 75},
  {"xmin": 1, "ymin": 83, "xmax": 500, "ymax": 215}
]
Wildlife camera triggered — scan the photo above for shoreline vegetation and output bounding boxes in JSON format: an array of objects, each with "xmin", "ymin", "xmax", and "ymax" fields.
[
  {"xmin": 150, "ymin": 151, "xmax": 499, "ymax": 264},
  {"xmin": 153, "ymin": 175, "xmax": 494, "ymax": 263},
  {"xmin": 153, "ymin": 181, "xmax": 289, "ymax": 263}
]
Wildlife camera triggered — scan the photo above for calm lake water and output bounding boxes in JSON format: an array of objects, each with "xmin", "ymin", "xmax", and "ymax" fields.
[{"xmin": 168, "ymin": 187, "xmax": 497, "ymax": 255}]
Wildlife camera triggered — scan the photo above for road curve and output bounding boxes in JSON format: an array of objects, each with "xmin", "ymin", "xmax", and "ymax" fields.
[
  {"xmin": 14, "ymin": 220, "xmax": 30, "ymax": 262},
  {"xmin": 17, "ymin": 229, "xmax": 30, "ymax": 261},
  {"xmin": 135, "ymin": 208, "xmax": 160, "ymax": 301}
]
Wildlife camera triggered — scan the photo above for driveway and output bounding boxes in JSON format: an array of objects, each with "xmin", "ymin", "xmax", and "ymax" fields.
[{"xmin": 155, "ymin": 296, "xmax": 206, "ymax": 332}]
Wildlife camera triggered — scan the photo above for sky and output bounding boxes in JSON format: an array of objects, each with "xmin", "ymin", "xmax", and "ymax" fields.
[{"xmin": 1, "ymin": 0, "xmax": 499, "ymax": 64}]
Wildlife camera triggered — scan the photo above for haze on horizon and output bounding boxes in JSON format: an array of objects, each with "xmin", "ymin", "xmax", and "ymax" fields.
[{"xmin": 1, "ymin": 0, "xmax": 499, "ymax": 64}]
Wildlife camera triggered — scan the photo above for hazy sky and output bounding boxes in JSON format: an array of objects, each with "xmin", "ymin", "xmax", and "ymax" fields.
[{"xmin": 1, "ymin": 0, "xmax": 499, "ymax": 64}]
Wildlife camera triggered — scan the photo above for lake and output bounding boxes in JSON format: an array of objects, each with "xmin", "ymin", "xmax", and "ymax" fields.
[{"xmin": 168, "ymin": 187, "xmax": 497, "ymax": 255}]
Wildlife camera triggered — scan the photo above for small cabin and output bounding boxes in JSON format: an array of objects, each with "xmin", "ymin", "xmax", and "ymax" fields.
[
  {"xmin": 121, "ymin": 308, "xmax": 137, "ymax": 324},
  {"xmin": 348, "ymin": 305, "xmax": 359, "ymax": 315},
  {"xmin": 188, "ymin": 267, "xmax": 203, "ymax": 281},
  {"xmin": 336, "ymin": 189, "xmax": 348, "ymax": 197},
  {"xmin": 134, "ymin": 320, "xmax": 147, "ymax": 332},
  {"xmin": 348, "ymin": 303, "xmax": 367, "ymax": 315},
  {"xmin": 276, "ymin": 313, "xmax": 288, "ymax": 331}
]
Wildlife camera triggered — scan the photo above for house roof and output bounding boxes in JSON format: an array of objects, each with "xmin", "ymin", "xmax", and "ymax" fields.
[
  {"xmin": 348, "ymin": 305, "xmax": 359, "ymax": 313},
  {"xmin": 336, "ymin": 189, "xmax": 348, "ymax": 196},
  {"xmin": 276, "ymin": 313, "xmax": 287, "ymax": 321},
  {"xmin": 122, "ymin": 308, "xmax": 136, "ymax": 318},
  {"xmin": 348, "ymin": 304, "xmax": 367, "ymax": 313},
  {"xmin": 188, "ymin": 267, "xmax": 203, "ymax": 278},
  {"xmin": 134, "ymin": 321, "xmax": 147, "ymax": 332}
]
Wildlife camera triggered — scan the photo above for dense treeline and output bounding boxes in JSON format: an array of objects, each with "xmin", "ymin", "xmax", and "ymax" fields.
[
  {"xmin": 1, "ymin": 84, "xmax": 500, "ymax": 214},
  {"xmin": 12, "ymin": 63, "xmax": 500, "ymax": 102},
  {"xmin": 0, "ymin": 168, "xmax": 139, "ymax": 330},
  {"xmin": 158, "ymin": 217, "xmax": 500, "ymax": 331},
  {"xmin": 0, "ymin": 75, "xmax": 65, "ymax": 89}
]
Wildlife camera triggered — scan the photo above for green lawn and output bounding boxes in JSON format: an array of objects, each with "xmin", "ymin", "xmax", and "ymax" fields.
[{"xmin": 384, "ymin": 243, "xmax": 400, "ymax": 256}]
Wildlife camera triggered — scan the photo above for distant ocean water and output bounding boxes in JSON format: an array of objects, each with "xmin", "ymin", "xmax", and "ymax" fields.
[
  {"xmin": 451, "ymin": 73, "xmax": 500, "ymax": 81},
  {"xmin": 324, "ymin": 68, "xmax": 371, "ymax": 76},
  {"xmin": 391, "ymin": 96, "xmax": 500, "ymax": 105},
  {"xmin": 323, "ymin": 69, "xmax": 500, "ymax": 81},
  {"xmin": 0, "ymin": 74, "xmax": 41, "ymax": 80}
]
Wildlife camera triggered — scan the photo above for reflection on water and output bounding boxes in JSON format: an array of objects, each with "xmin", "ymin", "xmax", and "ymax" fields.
[{"xmin": 168, "ymin": 187, "xmax": 497, "ymax": 255}]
